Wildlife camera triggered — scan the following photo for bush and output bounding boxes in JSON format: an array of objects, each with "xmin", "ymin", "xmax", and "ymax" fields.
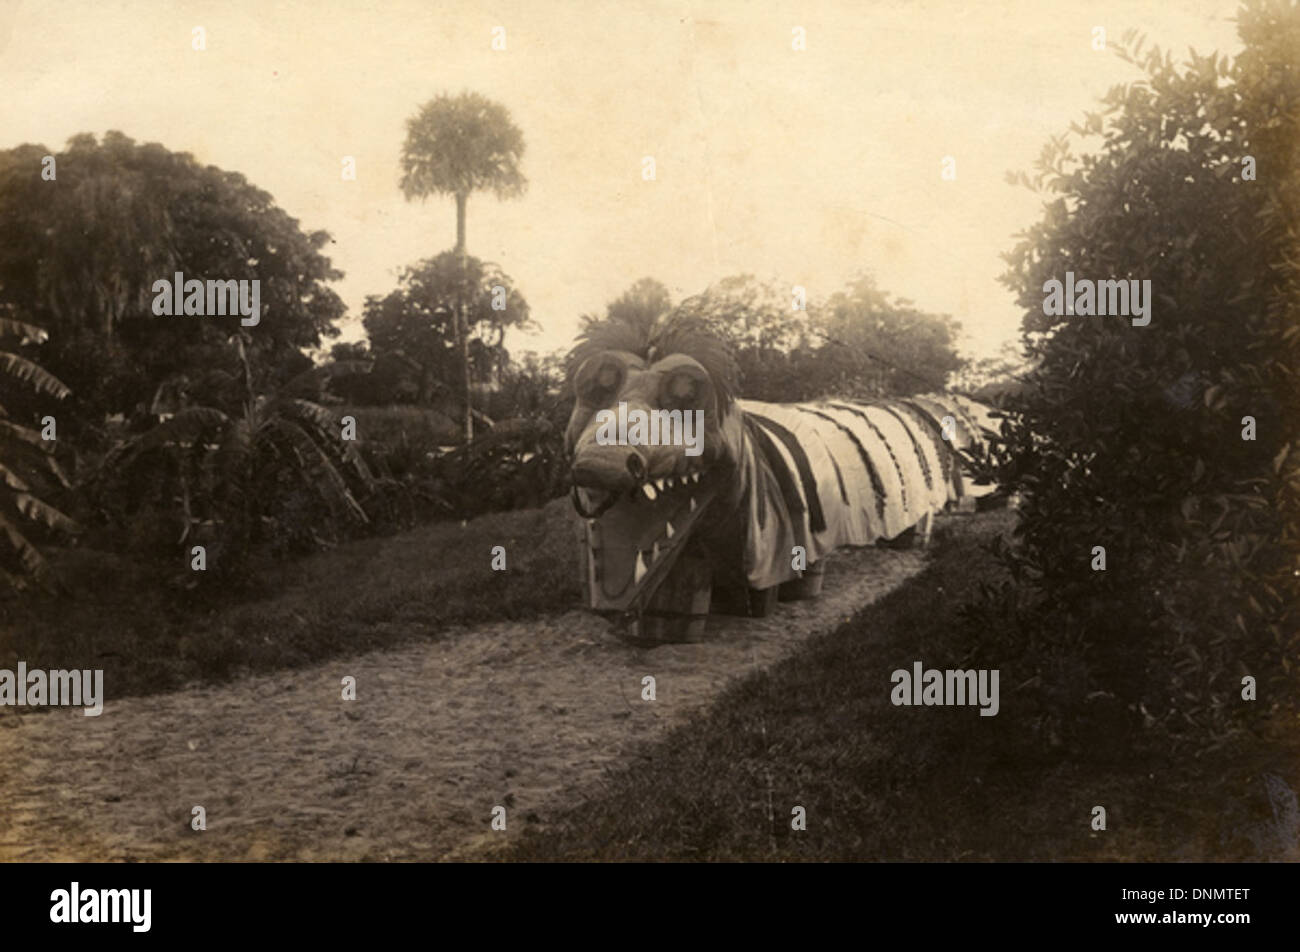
[
  {"xmin": 429, "ymin": 415, "xmax": 569, "ymax": 517},
  {"xmin": 85, "ymin": 340, "xmax": 377, "ymax": 589},
  {"xmin": 969, "ymin": 3, "xmax": 1300, "ymax": 749}
]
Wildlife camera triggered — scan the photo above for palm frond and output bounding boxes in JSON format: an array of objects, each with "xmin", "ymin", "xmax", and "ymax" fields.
[
  {"xmin": 0, "ymin": 320, "xmax": 74, "ymax": 589},
  {"xmin": 277, "ymin": 398, "xmax": 375, "ymax": 484},
  {"xmin": 0, "ymin": 511, "xmax": 49, "ymax": 580},
  {"xmin": 0, "ymin": 418, "xmax": 54, "ymax": 453},
  {"xmin": 212, "ymin": 416, "xmax": 255, "ymax": 482},
  {"xmin": 0, "ymin": 460, "xmax": 31, "ymax": 493},
  {"xmin": 12, "ymin": 492, "xmax": 79, "ymax": 534},
  {"xmin": 0, "ymin": 350, "xmax": 71, "ymax": 400},
  {"xmin": 0, "ymin": 318, "xmax": 49, "ymax": 345},
  {"xmin": 0, "ymin": 561, "xmax": 26, "ymax": 591},
  {"xmin": 133, "ymin": 406, "xmax": 230, "ymax": 452},
  {"xmin": 40, "ymin": 451, "xmax": 72, "ymax": 488},
  {"xmin": 263, "ymin": 417, "xmax": 369, "ymax": 523}
]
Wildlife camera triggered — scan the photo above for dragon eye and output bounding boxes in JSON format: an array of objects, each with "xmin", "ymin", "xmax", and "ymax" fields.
[
  {"xmin": 659, "ymin": 368, "xmax": 712, "ymax": 412},
  {"xmin": 575, "ymin": 354, "xmax": 626, "ymax": 406}
]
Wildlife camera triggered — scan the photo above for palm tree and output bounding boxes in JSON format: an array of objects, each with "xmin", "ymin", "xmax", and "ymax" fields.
[
  {"xmin": 0, "ymin": 315, "xmax": 77, "ymax": 589},
  {"xmin": 400, "ymin": 91, "xmax": 527, "ymax": 442}
]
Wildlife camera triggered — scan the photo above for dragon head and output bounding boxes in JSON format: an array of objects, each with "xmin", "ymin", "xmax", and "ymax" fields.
[{"xmin": 565, "ymin": 317, "xmax": 742, "ymax": 613}]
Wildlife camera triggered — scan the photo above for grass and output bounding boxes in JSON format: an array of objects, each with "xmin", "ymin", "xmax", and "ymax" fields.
[
  {"xmin": 7, "ymin": 501, "xmax": 1295, "ymax": 861},
  {"xmin": 0, "ymin": 496, "xmax": 582, "ymax": 700},
  {"xmin": 505, "ymin": 510, "xmax": 1300, "ymax": 862}
]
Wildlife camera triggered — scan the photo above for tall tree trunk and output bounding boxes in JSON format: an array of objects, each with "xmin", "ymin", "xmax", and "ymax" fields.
[{"xmin": 454, "ymin": 191, "xmax": 472, "ymax": 443}]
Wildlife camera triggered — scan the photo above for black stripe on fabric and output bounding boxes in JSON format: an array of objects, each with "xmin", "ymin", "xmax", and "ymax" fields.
[
  {"xmin": 878, "ymin": 403, "xmax": 934, "ymax": 491},
  {"xmin": 742, "ymin": 421, "xmax": 770, "ymax": 532},
  {"xmin": 826, "ymin": 401, "xmax": 909, "ymax": 513},
  {"xmin": 900, "ymin": 399, "xmax": 963, "ymax": 496},
  {"xmin": 744, "ymin": 414, "xmax": 806, "ymax": 531},
  {"xmin": 924, "ymin": 394, "xmax": 985, "ymax": 493},
  {"xmin": 798, "ymin": 407, "xmax": 887, "ymax": 522},
  {"xmin": 788, "ymin": 406, "xmax": 850, "ymax": 505},
  {"xmin": 951, "ymin": 397, "xmax": 986, "ymax": 437},
  {"xmin": 747, "ymin": 412, "xmax": 827, "ymax": 534},
  {"xmin": 930, "ymin": 395, "xmax": 983, "ymax": 444},
  {"xmin": 828, "ymin": 453, "xmax": 850, "ymax": 506}
]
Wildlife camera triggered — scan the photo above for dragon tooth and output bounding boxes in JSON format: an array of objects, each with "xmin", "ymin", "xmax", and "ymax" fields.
[
  {"xmin": 634, "ymin": 552, "xmax": 648, "ymax": 583},
  {"xmin": 665, "ymin": 521, "xmax": 674, "ymax": 538},
  {"xmin": 652, "ymin": 542, "xmax": 660, "ymax": 560},
  {"xmin": 655, "ymin": 478, "xmax": 666, "ymax": 492},
  {"xmin": 643, "ymin": 483, "xmax": 657, "ymax": 501},
  {"xmin": 691, "ymin": 472, "xmax": 700, "ymax": 483},
  {"xmin": 689, "ymin": 496, "xmax": 697, "ymax": 512}
]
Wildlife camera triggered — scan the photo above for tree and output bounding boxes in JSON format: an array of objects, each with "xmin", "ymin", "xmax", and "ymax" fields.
[
  {"xmin": 672, "ymin": 275, "xmax": 820, "ymax": 402},
  {"xmin": 580, "ymin": 277, "xmax": 675, "ymax": 338},
  {"xmin": 980, "ymin": 1, "xmax": 1300, "ymax": 743},
  {"xmin": 0, "ymin": 132, "xmax": 346, "ymax": 432},
  {"xmin": 669, "ymin": 273, "xmax": 963, "ymax": 401},
  {"xmin": 815, "ymin": 275, "xmax": 965, "ymax": 398},
  {"xmin": 400, "ymin": 92, "xmax": 527, "ymax": 441},
  {"xmin": 330, "ymin": 341, "xmax": 370, "ymax": 363},
  {"xmin": 362, "ymin": 253, "xmax": 530, "ymax": 410},
  {"xmin": 948, "ymin": 340, "xmax": 1031, "ymax": 404},
  {"xmin": 0, "ymin": 313, "xmax": 77, "ymax": 589},
  {"xmin": 488, "ymin": 351, "xmax": 566, "ymax": 422}
]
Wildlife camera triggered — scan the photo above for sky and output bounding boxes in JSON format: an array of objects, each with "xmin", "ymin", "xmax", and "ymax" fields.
[{"xmin": 0, "ymin": 0, "xmax": 1245, "ymax": 362}]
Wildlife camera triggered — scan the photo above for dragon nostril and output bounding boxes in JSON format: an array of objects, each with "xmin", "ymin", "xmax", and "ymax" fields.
[{"xmin": 626, "ymin": 453, "xmax": 646, "ymax": 481}]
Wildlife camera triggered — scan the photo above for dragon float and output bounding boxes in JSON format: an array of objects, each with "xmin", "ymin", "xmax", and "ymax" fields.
[{"xmin": 565, "ymin": 318, "xmax": 1000, "ymax": 643}]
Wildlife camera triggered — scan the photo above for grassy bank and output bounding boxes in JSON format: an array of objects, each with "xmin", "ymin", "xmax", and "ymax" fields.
[
  {"xmin": 0, "ymin": 496, "xmax": 582, "ymax": 701},
  {"xmin": 506, "ymin": 511, "xmax": 1300, "ymax": 861}
]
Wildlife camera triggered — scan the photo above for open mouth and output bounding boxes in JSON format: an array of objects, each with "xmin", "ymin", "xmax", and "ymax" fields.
[{"xmin": 576, "ymin": 467, "xmax": 717, "ymax": 612}]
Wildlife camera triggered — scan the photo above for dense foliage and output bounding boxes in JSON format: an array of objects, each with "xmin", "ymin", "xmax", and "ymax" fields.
[
  {"xmin": 0, "ymin": 315, "xmax": 77, "ymax": 588},
  {"xmin": 361, "ymin": 252, "xmax": 530, "ymax": 406},
  {"xmin": 966, "ymin": 2, "xmax": 1300, "ymax": 748},
  {"xmin": 597, "ymin": 274, "xmax": 966, "ymax": 403},
  {"xmin": 86, "ymin": 337, "xmax": 377, "ymax": 587},
  {"xmin": 0, "ymin": 132, "xmax": 345, "ymax": 436}
]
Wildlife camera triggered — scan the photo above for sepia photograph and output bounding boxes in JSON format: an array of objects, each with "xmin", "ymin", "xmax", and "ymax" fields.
[{"xmin": 0, "ymin": 0, "xmax": 1296, "ymax": 931}]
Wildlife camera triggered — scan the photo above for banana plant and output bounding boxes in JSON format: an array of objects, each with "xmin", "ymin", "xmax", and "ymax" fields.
[
  {"xmin": 0, "ymin": 315, "xmax": 77, "ymax": 589},
  {"xmin": 100, "ymin": 333, "xmax": 376, "ymax": 564}
]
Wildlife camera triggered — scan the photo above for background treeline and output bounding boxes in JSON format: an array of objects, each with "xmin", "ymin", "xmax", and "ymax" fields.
[{"xmin": 0, "ymin": 124, "xmax": 981, "ymax": 596}]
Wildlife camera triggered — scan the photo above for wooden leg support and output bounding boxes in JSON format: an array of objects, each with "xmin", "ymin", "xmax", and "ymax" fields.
[
  {"xmin": 633, "ymin": 545, "xmax": 713, "ymax": 644},
  {"xmin": 779, "ymin": 561, "xmax": 825, "ymax": 601}
]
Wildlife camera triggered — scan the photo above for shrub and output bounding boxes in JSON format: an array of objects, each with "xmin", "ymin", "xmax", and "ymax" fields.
[
  {"xmin": 968, "ymin": 3, "xmax": 1300, "ymax": 749},
  {"xmin": 88, "ymin": 337, "xmax": 376, "ymax": 587}
]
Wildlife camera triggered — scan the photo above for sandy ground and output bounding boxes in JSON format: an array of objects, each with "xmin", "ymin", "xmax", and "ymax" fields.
[{"xmin": 0, "ymin": 545, "xmax": 925, "ymax": 862}]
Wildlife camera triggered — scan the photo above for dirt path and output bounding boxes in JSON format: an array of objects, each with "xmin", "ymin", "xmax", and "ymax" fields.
[{"xmin": 0, "ymin": 545, "xmax": 926, "ymax": 862}]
